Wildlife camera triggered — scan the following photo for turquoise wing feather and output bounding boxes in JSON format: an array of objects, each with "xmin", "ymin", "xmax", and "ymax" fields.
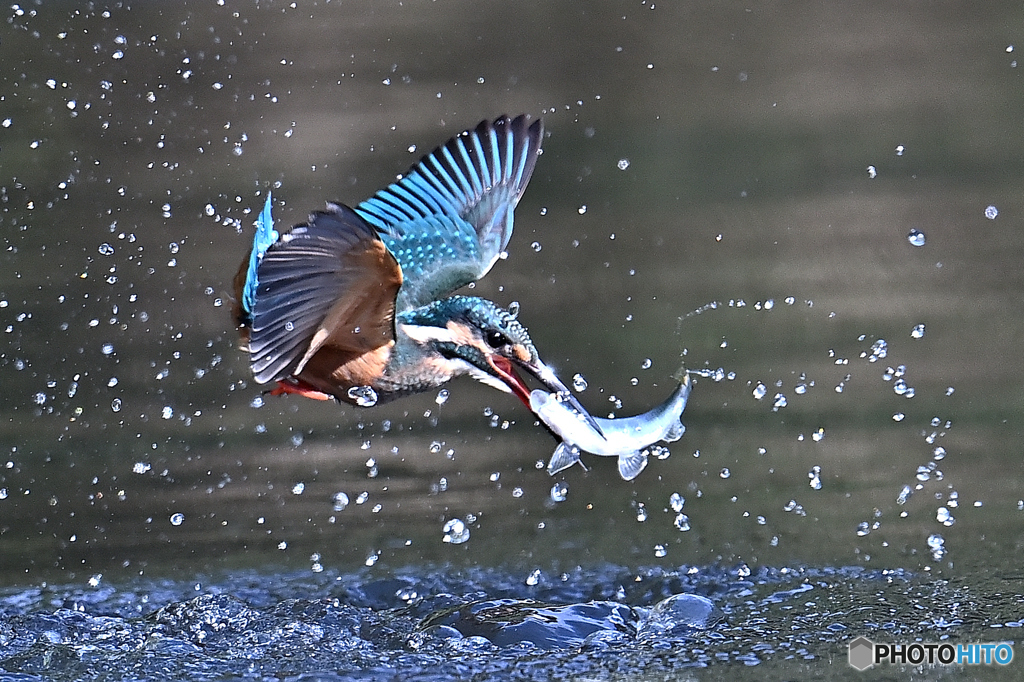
[
  {"xmin": 241, "ymin": 192, "xmax": 279, "ymax": 317},
  {"xmin": 355, "ymin": 115, "xmax": 543, "ymax": 312}
]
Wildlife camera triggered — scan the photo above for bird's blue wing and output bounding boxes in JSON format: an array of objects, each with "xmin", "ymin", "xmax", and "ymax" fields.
[
  {"xmin": 245, "ymin": 203, "xmax": 402, "ymax": 385},
  {"xmin": 240, "ymin": 192, "xmax": 279, "ymax": 318},
  {"xmin": 355, "ymin": 115, "xmax": 543, "ymax": 311}
]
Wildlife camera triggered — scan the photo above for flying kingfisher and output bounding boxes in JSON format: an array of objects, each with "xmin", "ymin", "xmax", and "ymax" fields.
[{"xmin": 232, "ymin": 114, "xmax": 598, "ymax": 428}]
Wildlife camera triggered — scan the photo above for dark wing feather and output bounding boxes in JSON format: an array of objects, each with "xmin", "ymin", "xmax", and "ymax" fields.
[
  {"xmin": 355, "ymin": 115, "xmax": 542, "ymax": 311},
  {"xmin": 247, "ymin": 203, "xmax": 402, "ymax": 385}
]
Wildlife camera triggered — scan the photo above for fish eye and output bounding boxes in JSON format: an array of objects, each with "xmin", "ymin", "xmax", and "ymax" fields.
[{"xmin": 485, "ymin": 330, "xmax": 510, "ymax": 349}]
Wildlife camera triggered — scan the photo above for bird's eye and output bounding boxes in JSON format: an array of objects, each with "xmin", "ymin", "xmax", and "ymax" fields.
[{"xmin": 485, "ymin": 330, "xmax": 510, "ymax": 348}]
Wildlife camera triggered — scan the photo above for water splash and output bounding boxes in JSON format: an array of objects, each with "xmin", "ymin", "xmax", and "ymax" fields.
[
  {"xmin": 442, "ymin": 518, "xmax": 470, "ymax": 544},
  {"xmin": 348, "ymin": 386, "xmax": 379, "ymax": 407}
]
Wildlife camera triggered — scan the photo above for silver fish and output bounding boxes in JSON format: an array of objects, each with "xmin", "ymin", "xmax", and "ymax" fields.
[{"xmin": 531, "ymin": 373, "xmax": 692, "ymax": 481}]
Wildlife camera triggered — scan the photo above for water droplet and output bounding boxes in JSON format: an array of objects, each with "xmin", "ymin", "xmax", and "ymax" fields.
[
  {"xmin": 332, "ymin": 492, "xmax": 350, "ymax": 511},
  {"xmin": 572, "ymin": 373, "xmax": 588, "ymax": 392},
  {"xmin": 170, "ymin": 513, "xmax": 185, "ymax": 526},
  {"xmin": 161, "ymin": 406, "xmax": 173, "ymax": 420},
  {"xmin": 812, "ymin": 427, "xmax": 825, "ymax": 442},
  {"xmin": 525, "ymin": 569, "xmax": 541, "ymax": 586},
  {"xmin": 429, "ymin": 441, "xmax": 442, "ymax": 454},
  {"xmin": 550, "ymin": 482, "xmax": 568, "ymax": 503},
  {"xmin": 772, "ymin": 393, "xmax": 788, "ymax": 410},
  {"xmin": 636, "ymin": 504, "xmax": 648, "ymax": 522},
  {"xmin": 530, "ymin": 241, "xmax": 542, "ymax": 252},
  {"xmin": 348, "ymin": 385, "xmax": 378, "ymax": 407},
  {"xmin": 641, "ymin": 358, "xmax": 652, "ymax": 370},
  {"xmin": 98, "ymin": 243, "xmax": 114, "ymax": 256},
  {"xmin": 908, "ymin": 229, "xmax": 926, "ymax": 247},
  {"xmin": 132, "ymin": 462, "xmax": 151, "ymax": 474},
  {"xmin": 669, "ymin": 492, "xmax": 685, "ymax": 512},
  {"xmin": 866, "ymin": 165, "xmax": 877, "ymax": 178},
  {"xmin": 101, "ymin": 343, "xmax": 115, "ymax": 356},
  {"xmin": 911, "ymin": 323, "xmax": 925, "ymax": 339},
  {"xmin": 808, "ymin": 465, "xmax": 822, "ymax": 490},
  {"xmin": 617, "ymin": 158, "xmax": 630, "ymax": 170},
  {"xmin": 291, "ymin": 482, "xmax": 305, "ymax": 495},
  {"xmin": 442, "ymin": 518, "xmax": 470, "ymax": 544},
  {"xmin": 674, "ymin": 514, "xmax": 691, "ymax": 531},
  {"xmin": 649, "ymin": 445, "xmax": 671, "ymax": 460},
  {"xmin": 984, "ymin": 205, "xmax": 999, "ymax": 220},
  {"xmin": 752, "ymin": 383, "xmax": 767, "ymax": 400},
  {"xmin": 110, "ymin": 398, "xmax": 122, "ymax": 412},
  {"xmin": 856, "ymin": 521, "xmax": 870, "ymax": 536},
  {"xmin": 654, "ymin": 544, "xmax": 667, "ymax": 558},
  {"xmin": 434, "ymin": 389, "xmax": 449, "ymax": 405},
  {"xmin": 936, "ymin": 506, "xmax": 955, "ymax": 526},
  {"xmin": 892, "ymin": 412, "xmax": 905, "ymax": 422},
  {"xmin": 577, "ymin": 205, "xmax": 587, "ymax": 215}
]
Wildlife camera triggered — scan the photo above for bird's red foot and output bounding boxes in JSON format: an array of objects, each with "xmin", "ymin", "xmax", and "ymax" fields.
[{"xmin": 267, "ymin": 379, "xmax": 333, "ymax": 401}]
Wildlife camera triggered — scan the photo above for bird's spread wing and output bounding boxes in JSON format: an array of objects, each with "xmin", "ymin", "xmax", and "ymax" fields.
[
  {"xmin": 247, "ymin": 203, "xmax": 402, "ymax": 385},
  {"xmin": 355, "ymin": 115, "xmax": 543, "ymax": 312}
]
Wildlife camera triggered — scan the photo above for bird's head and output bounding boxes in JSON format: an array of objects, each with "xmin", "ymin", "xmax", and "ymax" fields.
[{"xmin": 399, "ymin": 296, "xmax": 589, "ymax": 415}]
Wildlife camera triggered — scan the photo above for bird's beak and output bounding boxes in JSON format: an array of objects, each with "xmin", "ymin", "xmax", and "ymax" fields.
[{"xmin": 490, "ymin": 356, "xmax": 605, "ymax": 438}]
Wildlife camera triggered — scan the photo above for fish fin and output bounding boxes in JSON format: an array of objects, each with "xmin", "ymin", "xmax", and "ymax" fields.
[
  {"xmin": 547, "ymin": 443, "xmax": 581, "ymax": 476},
  {"xmin": 664, "ymin": 421, "xmax": 686, "ymax": 443},
  {"xmin": 617, "ymin": 450, "xmax": 649, "ymax": 481}
]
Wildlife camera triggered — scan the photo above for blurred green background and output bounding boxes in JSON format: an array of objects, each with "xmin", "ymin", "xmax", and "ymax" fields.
[{"xmin": 1, "ymin": 0, "xmax": 1022, "ymax": 585}]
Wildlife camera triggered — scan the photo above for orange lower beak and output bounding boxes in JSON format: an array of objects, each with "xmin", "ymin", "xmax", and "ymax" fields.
[{"xmin": 488, "ymin": 355, "xmax": 532, "ymax": 407}]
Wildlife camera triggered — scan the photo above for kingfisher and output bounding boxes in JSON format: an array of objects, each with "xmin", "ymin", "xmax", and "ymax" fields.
[{"xmin": 232, "ymin": 114, "xmax": 598, "ymax": 428}]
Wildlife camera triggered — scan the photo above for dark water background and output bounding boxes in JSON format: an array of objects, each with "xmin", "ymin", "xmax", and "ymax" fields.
[{"xmin": 1, "ymin": 1, "xmax": 1023, "ymax": 679}]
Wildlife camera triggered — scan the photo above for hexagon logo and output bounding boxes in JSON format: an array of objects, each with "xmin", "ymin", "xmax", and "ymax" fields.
[{"xmin": 848, "ymin": 636, "xmax": 875, "ymax": 671}]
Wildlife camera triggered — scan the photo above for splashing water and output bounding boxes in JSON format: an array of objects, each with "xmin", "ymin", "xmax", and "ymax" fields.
[
  {"xmin": 348, "ymin": 386, "xmax": 379, "ymax": 407},
  {"xmin": 442, "ymin": 518, "xmax": 470, "ymax": 544}
]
